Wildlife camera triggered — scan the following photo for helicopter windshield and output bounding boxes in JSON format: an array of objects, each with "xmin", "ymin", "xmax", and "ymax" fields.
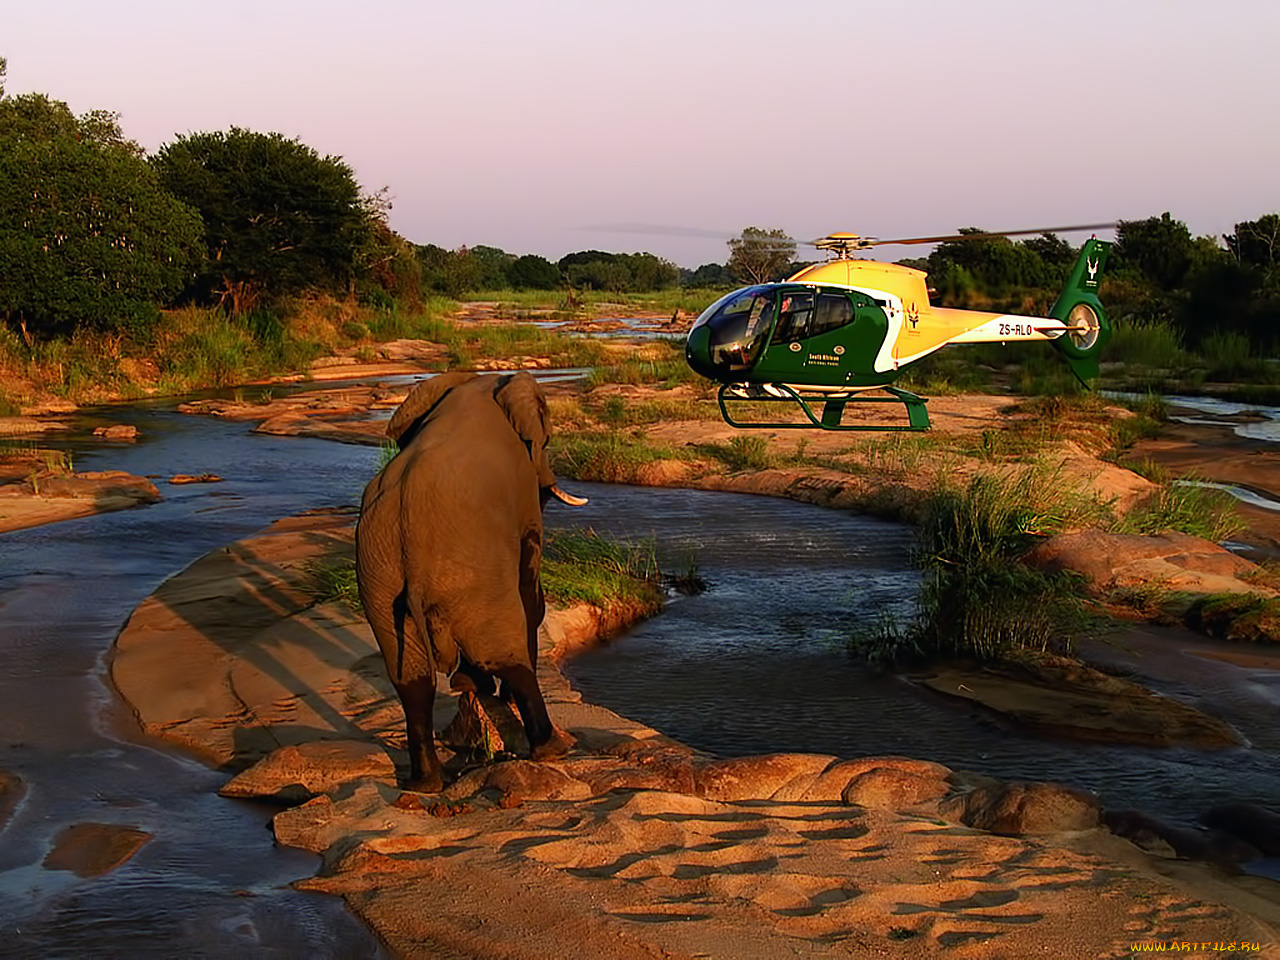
[{"xmin": 688, "ymin": 286, "xmax": 775, "ymax": 373}]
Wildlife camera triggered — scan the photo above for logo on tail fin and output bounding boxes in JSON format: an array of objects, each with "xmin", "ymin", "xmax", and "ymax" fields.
[{"xmin": 1086, "ymin": 257, "xmax": 1099, "ymax": 285}]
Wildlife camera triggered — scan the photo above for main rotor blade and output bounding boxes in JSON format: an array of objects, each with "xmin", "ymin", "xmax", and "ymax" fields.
[
  {"xmin": 866, "ymin": 222, "xmax": 1118, "ymax": 247},
  {"xmin": 583, "ymin": 223, "xmax": 734, "ymax": 239}
]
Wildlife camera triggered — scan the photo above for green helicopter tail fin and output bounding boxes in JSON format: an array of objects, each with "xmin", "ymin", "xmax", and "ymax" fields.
[{"xmin": 1049, "ymin": 237, "xmax": 1112, "ymax": 386}]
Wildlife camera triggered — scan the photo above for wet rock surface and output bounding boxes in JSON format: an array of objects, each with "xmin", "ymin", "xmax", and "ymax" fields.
[
  {"xmin": 0, "ymin": 769, "xmax": 26, "ymax": 833},
  {"xmin": 917, "ymin": 654, "xmax": 1245, "ymax": 748},
  {"xmin": 42, "ymin": 823, "xmax": 152, "ymax": 878}
]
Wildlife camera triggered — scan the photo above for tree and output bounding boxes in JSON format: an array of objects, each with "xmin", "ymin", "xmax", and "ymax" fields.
[
  {"xmin": 357, "ymin": 217, "xmax": 422, "ymax": 308},
  {"xmin": 622, "ymin": 252, "xmax": 679, "ymax": 291},
  {"xmin": 0, "ymin": 91, "xmax": 203, "ymax": 338},
  {"xmin": 1227, "ymin": 214, "xmax": 1280, "ymax": 290},
  {"xmin": 1114, "ymin": 213, "xmax": 1195, "ymax": 291},
  {"xmin": 0, "ymin": 91, "xmax": 142, "ymax": 155},
  {"xmin": 152, "ymin": 128, "xmax": 371, "ymax": 312},
  {"xmin": 470, "ymin": 245, "xmax": 514, "ymax": 288},
  {"xmin": 558, "ymin": 250, "xmax": 631, "ymax": 291},
  {"xmin": 727, "ymin": 227, "xmax": 795, "ymax": 284},
  {"xmin": 684, "ymin": 262, "xmax": 734, "ymax": 287},
  {"xmin": 509, "ymin": 254, "xmax": 560, "ymax": 290}
]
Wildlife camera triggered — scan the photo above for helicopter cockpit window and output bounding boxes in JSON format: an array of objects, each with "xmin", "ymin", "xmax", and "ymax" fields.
[
  {"xmin": 811, "ymin": 293, "xmax": 855, "ymax": 336},
  {"xmin": 769, "ymin": 292, "xmax": 814, "ymax": 344},
  {"xmin": 694, "ymin": 286, "xmax": 775, "ymax": 372}
]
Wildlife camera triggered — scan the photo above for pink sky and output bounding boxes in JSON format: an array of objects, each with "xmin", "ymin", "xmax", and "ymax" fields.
[{"xmin": 6, "ymin": 0, "xmax": 1278, "ymax": 267}]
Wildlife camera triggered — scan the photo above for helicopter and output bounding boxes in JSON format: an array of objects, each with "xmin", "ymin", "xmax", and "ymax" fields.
[{"xmin": 683, "ymin": 225, "xmax": 1114, "ymax": 431}]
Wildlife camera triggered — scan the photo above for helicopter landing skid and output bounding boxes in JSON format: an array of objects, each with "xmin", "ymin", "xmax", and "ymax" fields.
[{"xmin": 717, "ymin": 383, "xmax": 930, "ymax": 432}]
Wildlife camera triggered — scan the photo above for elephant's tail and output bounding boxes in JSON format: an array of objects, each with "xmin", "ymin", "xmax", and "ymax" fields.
[{"xmin": 406, "ymin": 593, "xmax": 460, "ymax": 680}]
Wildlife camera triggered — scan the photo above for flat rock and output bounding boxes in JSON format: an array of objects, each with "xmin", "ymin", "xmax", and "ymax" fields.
[
  {"xmin": 694, "ymin": 753, "xmax": 837, "ymax": 801},
  {"xmin": 1024, "ymin": 529, "xmax": 1270, "ymax": 597},
  {"xmin": 93, "ymin": 424, "xmax": 138, "ymax": 440},
  {"xmin": 27, "ymin": 471, "xmax": 160, "ymax": 502},
  {"xmin": 919, "ymin": 655, "xmax": 1244, "ymax": 748},
  {"xmin": 0, "ymin": 416, "xmax": 68, "ymax": 436},
  {"xmin": 42, "ymin": 822, "xmax": 151, "ymax": 877},
  {"xmin": 444, "ymin": 759, "xmax": 592, "ymax": 803},
  {"xmin": 219, "ymin": 740, "xmax": 396, "ymax": 802},
  {"xmin": 0, "ymin": 471, "xmax": 162, "ymax": 533}
]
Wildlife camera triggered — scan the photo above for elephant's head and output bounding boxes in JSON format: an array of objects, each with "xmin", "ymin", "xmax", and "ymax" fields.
[
  {"xmin": 387, "ymin": 371, "xmax": 586, "ymax": 508},
  {"xmin": 491, "ymin": 372, "xmax": 586, "ymax": 507}
]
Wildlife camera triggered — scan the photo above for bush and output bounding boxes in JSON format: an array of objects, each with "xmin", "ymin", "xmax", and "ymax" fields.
[
  {"xmin": 850, "ymin": 472, "xmax": 1093, "ymax": 664},
  {"xmin": 1185, "ymin": 593, "xmax": 1280, "ymax": 643}
]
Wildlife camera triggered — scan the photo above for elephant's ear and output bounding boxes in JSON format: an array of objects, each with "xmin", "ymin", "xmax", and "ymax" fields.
[
  {"xmin": 387, "ymin": 372, "xmax": 477, "ymax": 448},
  {"xmin": 494, "ymin": 372, "xmax": 555, "ymax": 485}
]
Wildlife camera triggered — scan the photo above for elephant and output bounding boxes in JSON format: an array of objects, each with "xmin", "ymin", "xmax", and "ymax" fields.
[{"xmin": 356, "ymin": 371, "xmax": 586, "ymax": 792}]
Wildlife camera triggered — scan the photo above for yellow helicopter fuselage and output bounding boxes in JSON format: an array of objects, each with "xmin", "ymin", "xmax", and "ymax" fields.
[{"xmin": 785, "ymin": 258, "xmax": 1064, "ymax": 375}]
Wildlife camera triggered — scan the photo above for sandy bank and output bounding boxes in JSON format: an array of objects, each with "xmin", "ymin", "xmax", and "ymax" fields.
[{"xmin": 108, "ymin": 511, "xmax": 1280, "ymax": 958}]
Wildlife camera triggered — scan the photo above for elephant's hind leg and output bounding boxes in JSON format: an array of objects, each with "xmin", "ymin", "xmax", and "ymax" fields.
[
  {"xmin": 395, "ymin": 672, "xmax": 444, "ymax": 793},
  {"xmin": 494, "ymin": 664, "xmax": 575, "ymax": 761}
]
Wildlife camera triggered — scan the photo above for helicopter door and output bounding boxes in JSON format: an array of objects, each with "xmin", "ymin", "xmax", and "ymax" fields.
[
  {"xmin": 811, "ymin": 292, "xmax": 855, "ymax": 336},
  {"xmin": 769, "ymin": 292, "xmax": 815, "ymax": 343}
]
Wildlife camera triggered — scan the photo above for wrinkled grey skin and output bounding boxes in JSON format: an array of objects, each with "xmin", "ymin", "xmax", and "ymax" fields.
[{"xmin": 356, "ymin": 372, "xmax": 577, "ymax": 792}]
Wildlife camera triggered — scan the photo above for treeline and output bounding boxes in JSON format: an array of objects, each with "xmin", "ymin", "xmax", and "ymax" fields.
[
  {"xmin": 4, "ymin": 62, "xmax": 1277, "ymax": 356},
  {"xmin": 902, "ymin": 213, "xmax": 1280, "ymax": 351},
  {"xmin": 0, "ymin": 67, "xmax": 706, "ymax": 345},
  {"xmin": 413, "ymin": 246, "xmax": 693, "ymax": 298}
]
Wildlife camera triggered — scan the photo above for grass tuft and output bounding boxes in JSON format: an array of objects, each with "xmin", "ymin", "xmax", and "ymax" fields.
[
  {"xmin": 542, "ymin": 528, "xmax": 664, "ymax": 612},
  {"xmin": 551, "ymin": 430, "xmax": 682, "ymax": 482},
  {"xmin": 304, "ymin": 558, "xmax": 362, "ymax": 610},
  {"xmin": 1115, "ymin": 480, "xmax": 1243, "ymax": 542}
]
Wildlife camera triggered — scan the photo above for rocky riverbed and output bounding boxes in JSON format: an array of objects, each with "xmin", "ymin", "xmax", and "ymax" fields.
[{"xmin": 7, "ymin": 332, "xmax": 1280, "ymax": 956}]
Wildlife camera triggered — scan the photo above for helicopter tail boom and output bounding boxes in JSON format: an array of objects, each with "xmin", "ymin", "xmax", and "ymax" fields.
[{"xmin": 1048, "ymin": 238, "xmax": 1112, "ymax": 384}]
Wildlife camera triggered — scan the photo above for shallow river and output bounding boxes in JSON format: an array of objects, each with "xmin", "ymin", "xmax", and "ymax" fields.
[
  {"xmin": 0, "ymin": 397, "xmax": 389, "ymax": 957},
  {"xmin": 561, "ymin": 484, "xmax": 1280, "ymax": 829},
  {"xmin": 1, "ymin": 387, "xmax": 1278, "ymax": 954}
]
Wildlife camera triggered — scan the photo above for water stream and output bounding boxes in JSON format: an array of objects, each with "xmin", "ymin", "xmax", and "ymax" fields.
[
  {"xmin": 0, "ymin": 400, "xmax": 389, "ymax": 957},
  {"xmin": 560, "ymin": 485, "xmax": 1280, "ymax": 830}
]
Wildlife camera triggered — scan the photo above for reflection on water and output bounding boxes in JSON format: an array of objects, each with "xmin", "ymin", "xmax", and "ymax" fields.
[
  {"xmin": 560, "ymin": 485, "xmax": 1280, "ymax": 829},
  {"xmin": 1111, "ymin": 392, "xmax": 1280, "ymax": 443}
]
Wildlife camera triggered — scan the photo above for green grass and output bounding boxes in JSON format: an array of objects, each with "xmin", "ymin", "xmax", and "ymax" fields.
[
  {"xmin": 304, "ymin": 558, "xmax": 362, "ymax": 610},
  {"xmin": 550, "ymin": 430, "xmax": 684, "ymax": 483},
  {"xmin": 695, "ymin": 435, "xmax": 777, "ymax": 471},
  {"xmin": 1103, "ymin": 318, "xmax": 1186, "ymax": 369},
  {"xmin": 1114, "ymin": 480, "xmax": 1244, "ymax": 541},
  {"xmin": 302, "ymin": 529, "xmax": 666, "ymax": 618},
  {"xmin": 463, "ymin": 287, "xmax": 732, "ymax": 317},
  {"xmin": 587, "ymin": 339, "xmax": 700, "ymax": 388},
  {"xmin": 1185, "ymin": 593, "xmax": 1280, "ymax": 644},
  {"xmin": 586, "ymin": 392, "xmax": 713, "ymax": 426},
  {"xmin": 542, "ymin": 528, "xmax": 664, "ymax": 612},
  {"xmin": 853, "ymin": 432, "xmax": 957, "ymax": 479},
  {"xmin": 895, "ymin": 349, "xmax": 996, "ymax": 395},
  {"xmin": 848, "ymin": 468, "xmax": 1104, "ymax": 665}
]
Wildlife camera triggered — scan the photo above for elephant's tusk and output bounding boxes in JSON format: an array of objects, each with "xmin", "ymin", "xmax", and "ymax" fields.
[{"xmin": 550, "ymin": 484, "xmax": 588, "ymax": 506}]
